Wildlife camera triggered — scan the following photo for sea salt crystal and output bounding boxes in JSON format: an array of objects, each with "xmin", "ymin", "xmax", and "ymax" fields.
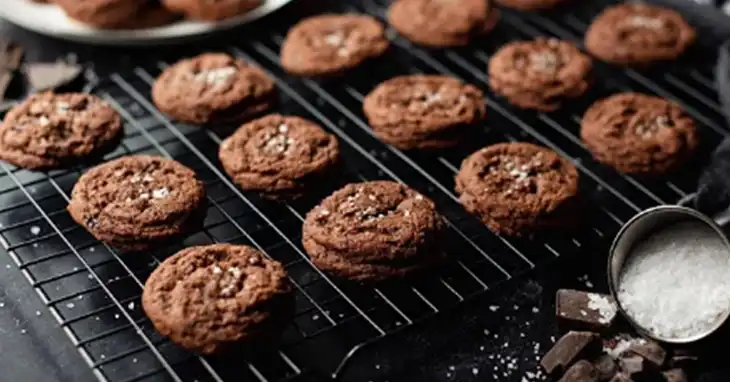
[
  {"xmin": 618, "ymin": 220, "xmax": 730, "ymax": 339},
  {"xmin": 587, "ymin": 293, "xmax": 617, "ymax": 324},
  {"xmin": 30, "ymin": 226, "xmax": 41, "ymax": 236},
  {"xmin": 152, "ymin": 188, "xmax": 169, "ymax": 199}
]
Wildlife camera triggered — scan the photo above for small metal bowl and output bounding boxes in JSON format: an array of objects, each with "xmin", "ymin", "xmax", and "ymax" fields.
[{"xmin": 607, "ymin": 205, "xmax": 730, "ymax": 344}]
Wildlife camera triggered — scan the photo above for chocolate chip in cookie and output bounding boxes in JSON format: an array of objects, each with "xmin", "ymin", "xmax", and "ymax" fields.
[
  {"xmin": 67, "ymin": 155, "xmax": 207, "ymax": 251},
  {"xmin": 488, "ymin": 38, "xmax": 592, "ymax": 111},
  {"xmin": 0, "ymin": 92, "xmax": 122, "ymax": 169},
  {"xmin": 152, "ymin": 53, "xmax": 276, "ymax": 125},
  {"xmin": 280, "ymin": 14, "xmax": 390, "ymax": 77},
  {"xmin": 455, "ymin": 142, "xmax": 580, "ymax": 236},
  {"xmin": 162, "ymin": 0, "xmax": 260, "ymax": 21},
  {"xmin": 388, "ymin": 0, "xmax": 499, "ymax": 47},
  {"xmin": 219, "ymin": 114, "xmax": 341, "ymax": 199},
  {"xmin": 302, "ymin": 181, "xmax": 445, "ymax": 282},
  {"xmin": 363, "ymin": 75, "xmax": 486, "ymax": 150},
  {"xmin": 142, "ymin": 243, "xmax": 293, "ymax": 354},
  {"xmin": 584, "ymin": 4, "xmax": 696, "ymax": 66},
  {"xmin": 580, "ymin": 92, "xmax": 698, "ymax": 175}
]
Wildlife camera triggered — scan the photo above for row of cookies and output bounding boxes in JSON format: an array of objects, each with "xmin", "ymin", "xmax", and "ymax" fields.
[{"xmin": 33, "ymin": 0, "xmax": 261, "ymax": 29}]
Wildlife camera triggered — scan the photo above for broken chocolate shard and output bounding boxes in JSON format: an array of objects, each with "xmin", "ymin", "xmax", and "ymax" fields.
[
  {"xmin": 593, "ymin": 354, "xmax": 618, "ymax": 381},
  {"xmin": 23, "ymin": 61, "xmax": 83, "ymax": 91},
  {"xmin": 619, "ymin": 354, "xmax": 644, "ymax": 376},
  {"xmin": 626, "ymin": 341, "xmax": 666, "ymax": 368},
  {"xmin": 559, "ymin": 360, "xmax": 599, "ymax": 382},
  {"xmin": 0, "ymin": 40, "xmax": 24, "ymax": 70},
  {"xmin": 0, "ymin": 70, "xmax": 13, "ymax": 101},
  {"xmin": 541, "ymin": 331, "xmax": 601, "ymax": 375},
  {"xmin": 556, "ymin": 289, "xmax": 618, "ymax": 331},
  {"xmin": 662, "ymin": 369, "xmax": 688, "ymax": 382},
  {"xmin": 609, "ymin": 373, "xmax": 633, "ymax": 382}
]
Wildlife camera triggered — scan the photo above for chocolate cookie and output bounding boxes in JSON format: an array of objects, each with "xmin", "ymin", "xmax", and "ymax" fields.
[
  {"xmin": 162, "ymin": 0, "xmax": 259, "ymax": 21},
  {"xmin": 580, "ymin": 93, "xmax": 698, "ymax": 175},
  {"xmin": 0, "ymin": 92, "xmax": 122, "ymax": 169},
  {"xmin": 117, "ymin": 2, "xmax": 180, "ymax": 29},
  {"xmin": 363, "ymin": 75, "xmax": 486, "ymax": 150},
  {"xmin": 302, "ymin": 181, "xmax": 445, "ymax": 281},
  {"xmin": 388, "ymin": 0, "xmax": 499, "ymax": 48},
  {"xmin": 455, "ymin": 142, "xmax": 580, "ymax": 236},
  {"xmin": 54, "ymin": 0, "xmax": 143, "ymax": 29},
  {"xmin": 495, "ymin": 0, "xmax": 569, "ymax": 11},
  {"xmin": 280, "ymin": 14, "xmax": 389, "ymax": 77},
  {"xmin": 142, "ymin": 244, "xmax": 293, "ymax": 354},
  {"xmin": 219, "ymin": 114, "xmax": 340, "ymax": 199},
  {"xmin": 584, "ymin": 4, "xmax": 696, "ymax": 66},
  {"xmin": 152, "ymin": 53, "xmax": 276, "ymax": 125},
  {"xmin": 488, "ymin": 38, "xmax": 592, "ymax": 111},
  {"xmin": 67, "ymin": 155, "xmax": 207, "ymax": 251}
]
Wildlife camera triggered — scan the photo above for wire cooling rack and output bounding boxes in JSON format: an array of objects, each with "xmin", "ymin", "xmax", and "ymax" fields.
[{"xmin": 0, "ymin": 0, "xmax": 726, "ymax": 381}]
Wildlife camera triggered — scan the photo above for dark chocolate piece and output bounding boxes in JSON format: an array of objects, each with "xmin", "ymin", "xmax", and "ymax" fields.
[
  {"xmin": 556, "ymin": 289, "xmax": 618, "ymax": 331},
  {"xmin": 23, "ymin": 61, "xmax": 83, "ymax": 91},
  {"xmin": 0, "ymin": 41, "xmax": 23, "ymax": 70},
  {"xmin": 559, "ymin": 360, "xmax": 599, "ymax": 382},
  {"xmin": 669, "ymin": 349, "xmax": 698, "ymax": 369},
  {"xmin": 626, "ymin": 341, "xmax": 666, "ymax": 368},
  {"xmin": 541, "ymin": 331, "xmax": 601, "ymax": 375},
  {"xmin": 619, "ymin": 354, "xmax": 644, "ymax": 376},
  {"xmin": 662, "ymin": 369, "xmax": 688, "ymax": 382},
  {"xmin": 610, "ymin": 373, "xmax": 633, "ymax": 382},
  {"xmin": 594, "ymin": 354, "xmax": 618, "ymax": 381}
]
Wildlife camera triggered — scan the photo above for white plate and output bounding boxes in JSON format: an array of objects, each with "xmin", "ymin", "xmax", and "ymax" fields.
[{"xmin": 0, "ymin": 0, "xmax": 293, "ymax": 46}]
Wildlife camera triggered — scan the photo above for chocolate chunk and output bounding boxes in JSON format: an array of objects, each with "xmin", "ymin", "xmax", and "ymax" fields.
[
  {"xmin": 610, "ymin": 373, "xmax": 633, "ymax": 382},
  {"xmin": 0, "ymin": 71, "xmax": 13, "ymax": 101},
  {"xmin": 23, "ymin": 61, "xmax": 83, "ymax": 91},
  {"xmin": 669, "ymin": 349, "xmax": 698, "ymax": 369},
  {"xmin": 541, "ymin": 331, "xmax": 601, "ymax": 375},
  {"xmin": 560, "ymin": 360, "xmax": 599, "ymax": 382},
  {"xmin": 556, "ymin": 289, "xmax": 618, "ymax": 331},
  {"xmin": 626, "ymin": 341, "xmax": 666, "ymax": 368},
  {"xmin": 662, "ymin": 369, "xmax": 688, "ymax": 382},
  {"xmin": 594, "ymin": 354, "xmax": 618, "ymax": 381},
  {"xmin": 619, "ymin": 354, "xmax": 645, "ymax": 376},
  {"xmin": 0, "ymin": 41, "xmax": 24, "ymax": 70}
]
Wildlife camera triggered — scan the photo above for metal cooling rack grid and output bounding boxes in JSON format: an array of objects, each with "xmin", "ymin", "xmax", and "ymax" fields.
[{"xmin": 0, "ymin": 0, "xmax": 727, "ymax": 381}]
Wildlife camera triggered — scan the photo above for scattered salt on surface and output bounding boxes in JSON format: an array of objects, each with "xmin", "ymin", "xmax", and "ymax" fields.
[
  {"xmin": 30, "ymin": 226, "xmax": 41, "ymax": 236},
  {"xmin": 489, "ymin": 305, "xmax": 499, "ymax": 312},
  {"xmin": 587, "ymin": 293, "xmax": 617, "ymax": 324},
  {"xmin": 66, "ymin": 303, "xmax": 75, "ymax": 309},
  {"xmin": 128, "ymin": 302, "xmax": 135, "ymax": 310},
  {"xmin": 618, "ymin": 221, "xmax": 730, "ymax": 339}
]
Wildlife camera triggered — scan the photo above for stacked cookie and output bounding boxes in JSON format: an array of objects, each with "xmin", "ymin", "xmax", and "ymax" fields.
[{"xmin": 44, "ymin": 0, "xmax": 262, "ymax": 30}]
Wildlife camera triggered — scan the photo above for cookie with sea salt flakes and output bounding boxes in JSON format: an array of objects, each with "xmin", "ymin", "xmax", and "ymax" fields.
[
  {"xmin": 388, "ymin": 0, "xmax": 500, "ymax": 48},
  {"xmin": 488, "ymin": 38, "xmax": 592, "ymax": 111},
  {"xmin": 455, "ymin": 142, "xmax": 580, "ymax": 236},
  {"xmin": 580, "ymin": 93, "xmax": 698, "ymax": 175},
  {"xmin": 54, "ymin": 0, "xmax": 142, "ymax": 29},
  {"xmin": 280, "ymin": 14, "xmax": 389, "ymax": 77},
  {"xmin": 219, "ymin": 114, "xmax": 341, "ymax": 199},
  {"xmin": 363, "ymin": 75, "xmax": 486, "ymax": 150},
  {"xmin": 152, "ymin": 53, "xmax": 276, "ymax": 125},
  {"xmin": 67, "ymin": 155, "xmax": 207, "ymax": 251},
  {"xmin": 142, "ymin": 244, "xmax": 294, "ymax": 354},
  {"xmin": 584, "ymin": 3, "xmax": 696, "ymax": 66},
  {"xmin": 0, "ymin": 92, "xmax": 122, "ymax": 169},
  {"xmin": 302, "ymin": 181, "xmax": 445, "ymax": 281}
]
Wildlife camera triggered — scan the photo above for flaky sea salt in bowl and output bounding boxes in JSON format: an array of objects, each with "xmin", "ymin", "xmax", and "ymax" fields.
[{"xmin": 607, "ymin": 205, "xmax": 730, "ymax": 343}]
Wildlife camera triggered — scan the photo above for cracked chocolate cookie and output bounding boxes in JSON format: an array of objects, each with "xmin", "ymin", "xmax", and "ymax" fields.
[
  {"xmin": 142, "ymin": 244, "xmax": 293, "ymax": 354},
  {"xmin": 54, "ymin": 0, "xmax": 143, "ymax": 29},
  {"xmin": 280, "ymin": 14, "xmax": 389, "ymax": 77},
  {"xmin": 455, "ymin": 142, "xmax": 580, "ymax": 236},
  {"xmin": 219, "ymin": 114, "xmax": 340, "ymax": 199},
  {"xmin": 0, "ymin": 92, "xmax": 122, "ymax": 169},
  {"xmin": 580, "ymin": 93, "xmax": 698, "ymax": 175},
  {"xmin": 495, "ymin": 0, "xmax": 569, "ymax": 11},
  {"xmin": 488, "ymin": 38, "xmax": 592, "ymax": 111},
  {"xmin": 363, "ymin": 75, "xmax": 486, "ymax": 150},
  {"xmin": 67, "ymin": 155, "xmax": 207, "ymax": 251},
  {"xmin": 388, "ymin": 0, "xmax": 499, "ymax": 47},
  {"xmin": 302, "ymin": 181, "xmax": 445, "ymax": 281},
  {"xmin": 162, "ymin": 0, "xmax": 260, "ymax": 21},
  {"xmin": 152, "ymin": 53, "xmax": 276, "ymax": 125},
  {"xmin": 584, "ymin": 4, "xmax": 696, "ymax": 66}
]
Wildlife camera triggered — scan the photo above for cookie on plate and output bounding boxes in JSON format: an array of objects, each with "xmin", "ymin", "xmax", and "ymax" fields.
[
  {"xmin": 117, "ymin": 2, "xmax": 180, "ymax": 29},
  {"xmin": 219, "ymin": 114, "xmax": 340, "ymax": 199},
  {"xmin": 363, "ymin": 75, "xmax": 486, "ymax": 150},
  {"xmin": 67, "ymin": 155, "xmax": 207, "ymax": 251},
  {"xmin": 584, "ymin": 3, "xmax": 696, "ymax": 66},
  {"xmin": 455, "ymin": 142, "xmax": 580, "ymax": 236},
  {"xmin": 161, "ymin": 0, "xmax": 260, "ymax": 21},
  {"xmin": 495, "ymin": 0, "xmax": 569, "ymax": 11},
  {"xmin": 0, "ymin": 92, "xmax": 122, "ymax": 169},
  {"xmin": 388, "ymin": 0, "xmax": 499, "ymax": 47},
  {"xmin": 152, "ymin": 53, "xmax": 276, "ymax": 125},
  {"xmin": 280, "ymin": 14, "xmax": 389, "ymax": 77},
  {"xmin": 580, "ymin": 93, "xmax": 698, "ymax": 175},
  {"xmin": 54, "ymin": 0, "xmax": 143, "ymax": 29},
  {"xmin": 142, "ymin": 244, "xmax": 293, "ymax": 354},
  {"xmin": 302, "ymin": 181, "xmax": 445, "ymax": 281},
  {"xmin": 488, "ymin": 38, "xmax": 592, "ymax": 111}
]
